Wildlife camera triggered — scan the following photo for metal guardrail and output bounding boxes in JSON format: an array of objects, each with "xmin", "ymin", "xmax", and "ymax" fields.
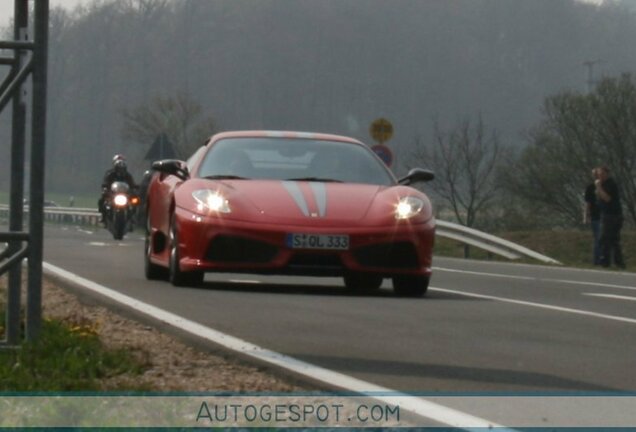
[
  {"xmin": 0, "ymin": 204, "xmax": 101, "ymax": 226},
  {"xmin": 436, "ymin": 219, "xmax": 561, "ymax": 265},
  {"xmin": 1, "ymin": 204, "xmax": 561, "ymax": 265},
  {"xmin": 0, "ymin": 231, "xmax": 30, "ymax": 275}
]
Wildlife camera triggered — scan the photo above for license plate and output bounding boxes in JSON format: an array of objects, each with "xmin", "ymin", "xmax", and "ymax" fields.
[{"xmin": 286, "ymin": 233, "xmax": 349, "ymax": 250}]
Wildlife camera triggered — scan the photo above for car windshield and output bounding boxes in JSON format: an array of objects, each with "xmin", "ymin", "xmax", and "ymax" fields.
[{"xmin": 196, "ymin": 138, "xmax": 396, "ymax": 186}]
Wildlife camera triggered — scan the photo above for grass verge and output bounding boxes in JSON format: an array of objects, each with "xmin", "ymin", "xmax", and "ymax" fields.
[
  {"xmin": 435, "ymin": 229, "xmax": 636, "ymax": 271},
  {"xmin": 0, "ymin": 309, "xmax": 147, "ymax": 391}
]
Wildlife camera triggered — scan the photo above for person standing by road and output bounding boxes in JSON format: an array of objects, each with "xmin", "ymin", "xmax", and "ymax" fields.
[
  {"xmin": 583, "ymin": 168, "xmax": 601, "ymax": 265},
  {"xmin": 595, "ymin": 165, "xmax": 625, "ymax": 269}
]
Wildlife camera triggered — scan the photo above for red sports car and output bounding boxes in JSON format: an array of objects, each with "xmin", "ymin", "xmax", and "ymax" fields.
[{"xmin": 145, "ymin": 131, "xmax": 435, "ymax": 296}]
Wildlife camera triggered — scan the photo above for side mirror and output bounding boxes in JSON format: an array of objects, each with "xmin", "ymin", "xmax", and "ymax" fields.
[
  {"xmin": 398, "ymin": 168, "xmax": 435, "ymax": 185},
  {"xmin": 151, "ymin": 159, "xmax": 189, "ymax": 181}
]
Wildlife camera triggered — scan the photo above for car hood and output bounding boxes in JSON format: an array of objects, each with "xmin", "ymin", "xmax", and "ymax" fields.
[{"xmin": 184, "ymin": 179, "xmax": 418, "ymax": 226}]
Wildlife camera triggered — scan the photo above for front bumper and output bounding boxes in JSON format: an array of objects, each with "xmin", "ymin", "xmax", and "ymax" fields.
[{"xmin": 173, "ymin": 206, "xmax": 435, "ymax": 277}]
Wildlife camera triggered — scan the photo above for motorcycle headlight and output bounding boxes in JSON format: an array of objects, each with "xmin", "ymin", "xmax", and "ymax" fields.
[
  {"xmin": 395, "ymin": 196, "xmax": 424, "ymax": 220},
  {"xmin": 113, "ymin": 194, "xmax": 128, "ymax": 207},
  {"xmin": 192, "ymin": 189, "xmax": 231, "ymax": 214}
]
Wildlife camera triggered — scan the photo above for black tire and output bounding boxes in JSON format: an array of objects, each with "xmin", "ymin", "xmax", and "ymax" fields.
[
  {"xmin": 392, "ymin": 275, "xmax": 429, "ymax": 297},
  {"xmin": 127, "ymin": 211, "xmax": 136, "ymax": 233},
  {"xmin": 113, "ymin": 212, "xmax": 126, "ymax": 240},
  {"xmin": 343, "ymin": 272, "xmax": 383, "ymax": 293},
  {"xmin": 169, "ymin": 214, "xmax": 203, "ymax": 287},
  {"xmin": 144, "ymin": 229, "xmax": 168, "ymax": 280}
]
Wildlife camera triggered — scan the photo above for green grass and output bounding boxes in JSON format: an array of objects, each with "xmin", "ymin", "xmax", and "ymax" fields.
[{"xmin": 0, "ymin": 310, "xmax": 148, "ymax": 391}]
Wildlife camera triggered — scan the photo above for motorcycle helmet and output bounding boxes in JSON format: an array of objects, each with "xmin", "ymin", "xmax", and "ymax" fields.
[
  {"xmin": 112, "ymin": 154, "xmax": 126, "ymax": 165},
  {"xmin": 114, "ymin": 159, "xmax": 127, "ymax": 170}
]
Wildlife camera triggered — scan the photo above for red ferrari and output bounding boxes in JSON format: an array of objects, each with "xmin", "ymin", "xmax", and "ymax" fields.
[{"xmin": 145, "ymin": 131, "xmax": 435, "ymax": 296}]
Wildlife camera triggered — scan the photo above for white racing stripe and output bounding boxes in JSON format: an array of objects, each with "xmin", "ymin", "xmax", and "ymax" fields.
[
  {"xmin": 282, "ymin": 181, "xmax": 310, "ymax": 216},
  {"xmin": 282, "ymin": 181, "xmax": 328, "ymax": 218},
  {"xmin": 42, "ymin": 261, "xmax": 501, "ymax": 429},
  {"xmin": 309, "ymin": 182, "xmax": 327, "ymax": 217},
  {"xmin": 431, "ymin": 286, "xmax": 636, "ymax": 324}
]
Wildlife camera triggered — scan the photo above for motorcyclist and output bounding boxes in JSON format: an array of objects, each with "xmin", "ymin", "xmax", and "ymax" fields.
[{"xmin": 98, "ymin": 154, "xmax": 137, "ymax": 224}]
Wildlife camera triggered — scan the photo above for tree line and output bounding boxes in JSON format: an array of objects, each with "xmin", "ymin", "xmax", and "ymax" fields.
[{"xmin": 415, "ymin": 74, "xmax": 636, "ymax": 229}]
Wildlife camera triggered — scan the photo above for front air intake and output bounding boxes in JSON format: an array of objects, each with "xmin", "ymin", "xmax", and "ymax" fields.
[
  {"xmin": 353, "ymin": 242, "xmax": 419, "ymax": 269},
  {"xmin": 206, "ymin": 235, "xmax": 278, "ymax": 263}
]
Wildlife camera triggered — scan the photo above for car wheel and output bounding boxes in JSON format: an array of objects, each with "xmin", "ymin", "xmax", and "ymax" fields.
[
  {"xmin": 169, "ymin": 214, "xmax": 203, "ymax": 287},
  {"xmin": 392, "ymin": 275, "xmax": 429, "ymax": 297},
  {"xmin": 343, "ymin": 272, "xmax": 383, "ymax": 293},
  {"xmin": 144, "ymin": 221, "xmax": 168, "ymax": 280}
]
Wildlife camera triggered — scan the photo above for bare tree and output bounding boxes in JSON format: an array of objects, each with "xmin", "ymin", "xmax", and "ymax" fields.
[
  {"xmin": 115, "ymin": 0, "xmax": 170, "ymax": 17},
  {"xmin": 121, "ymin": 92, "xmax": 216, "ymax": 159},
  {"xmin": 411, "ymin": 116, "xmax": 506, "ymax": 228},
  {"xmin": 505, "ymin": 74, "xmax": 636, "ymax": 226}
]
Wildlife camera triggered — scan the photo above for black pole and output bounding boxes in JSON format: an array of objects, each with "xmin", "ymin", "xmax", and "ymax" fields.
[
  {"xmin": 26, "ymin": 0, "xmax": 49, "ymax": 341},
  {"xmin": 6, "ymin": 0, "xmax": 28, "ymax": 345}
]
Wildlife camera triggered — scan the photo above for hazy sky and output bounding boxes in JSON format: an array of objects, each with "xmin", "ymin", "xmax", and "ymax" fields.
[
  {"xmin": 1, "ymin": 0, "xmax": 608, "ymax": 27},
  {"xmin": 0, "ymin": 0, "xmax": 608, "ymax": 32},
  {"xmin": 0, "ymin": 0, "xmax": 607, "ymax": 25},
  {"xmin": 0, "ymin": 0, "xmax": 86, "ymax": 27}
]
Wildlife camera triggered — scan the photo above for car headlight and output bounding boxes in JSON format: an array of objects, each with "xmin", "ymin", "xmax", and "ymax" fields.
[
  {"xmin": 192, "ymin": 189, "xmax": 231, "ymax": 214},
  {"xmin": 395, "ymin": 196, "xmax": 424, "ymax": 219}
]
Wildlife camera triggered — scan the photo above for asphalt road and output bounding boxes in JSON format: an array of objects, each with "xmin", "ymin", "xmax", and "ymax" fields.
[{"xmin": 42, "ymin": 224, "xmax": 636, "ymax": 393}]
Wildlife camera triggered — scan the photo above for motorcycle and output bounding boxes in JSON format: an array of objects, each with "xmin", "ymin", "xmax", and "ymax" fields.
[{"xmin": 103, "ymin": 181, "xmax": 140, "ymax": 240}]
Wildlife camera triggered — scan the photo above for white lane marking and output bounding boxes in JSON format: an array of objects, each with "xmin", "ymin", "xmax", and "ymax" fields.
[
  {"xmin": 584, "ymin": 293, "xmax": 636, "ymax": 302},
  {"xmin": 88, "ymin": 241, "xmax": 135, "ymax": 247},
  {"xmin": 76, "ymin": 228, "xmax": 94, "ymax": 235},
  {"xmin": 431, "ymin": 286, "xmax": 636, "ymax": 325},
  {"xmin": 434, "ymin": 266, "xmax": 636, "ymax": 291},
  {"xmin": 228, "ymin": 279, "xmax": 261, "ymax": 284},
  {"xmin": 42, "ymin": 261, "xmax": 500, "ymax": 429},
  {"xmin": 552, "ymin": 279, "xmax": 636, "ymax": 291},
  {"xmin": 434, "ymin": 267, "xmax": 535, "ymax": 281}
]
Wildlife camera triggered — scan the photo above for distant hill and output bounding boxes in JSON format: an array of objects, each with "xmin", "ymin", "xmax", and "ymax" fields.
[{"xmin": 2, "ymin": 0, "xmax": 636, "ymax": 193}]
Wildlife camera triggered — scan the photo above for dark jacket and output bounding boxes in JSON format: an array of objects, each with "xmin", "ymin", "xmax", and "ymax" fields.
[{"xmin": 102, "ymin": 168, "xmax": 136, "ymax": 191}]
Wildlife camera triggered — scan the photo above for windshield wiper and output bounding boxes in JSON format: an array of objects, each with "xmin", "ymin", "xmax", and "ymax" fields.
[
  {"xmin": 203, "ymin": 174, "xmax": 249, "ymax": 180},
  {"xmin": 285, "ymin": 177, "xmax": 343, "ymax": 183}
]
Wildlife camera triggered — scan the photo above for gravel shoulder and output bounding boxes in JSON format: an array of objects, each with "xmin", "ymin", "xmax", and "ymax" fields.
[{"xmin": 11, "ymin": 276, "xmax": 309, "ymax": 392}]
